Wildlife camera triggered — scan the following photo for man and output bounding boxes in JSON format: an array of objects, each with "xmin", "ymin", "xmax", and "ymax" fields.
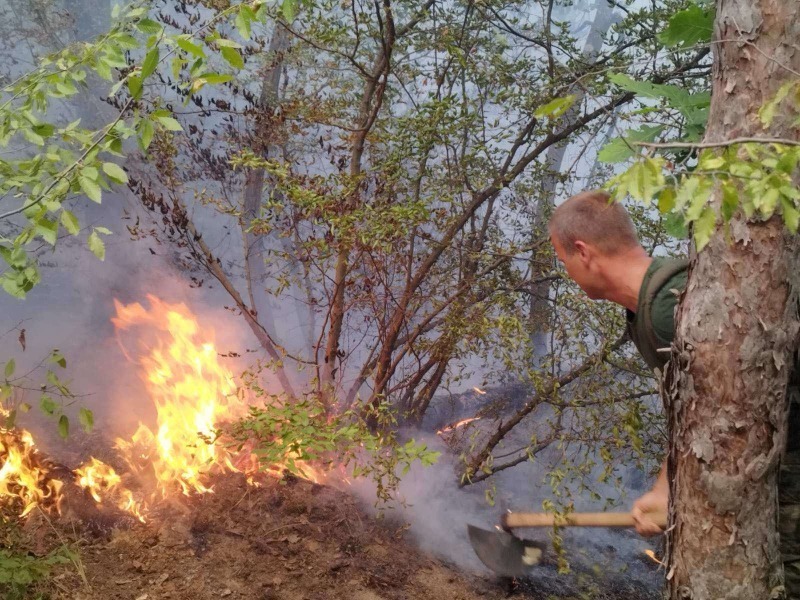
[{"xmin": 548, "ymin": 189, "xmax": 800, "ymax": 592}]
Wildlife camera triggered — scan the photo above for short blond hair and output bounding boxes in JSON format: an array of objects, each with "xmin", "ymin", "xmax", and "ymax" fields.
[{"xmin": 548, "ymin": 190, "xmax": 640, "ymax": 256}]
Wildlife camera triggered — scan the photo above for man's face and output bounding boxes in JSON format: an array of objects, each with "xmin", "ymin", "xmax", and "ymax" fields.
[{"xmin": 551, "ymin": 233, "xmax": 604, "ymax": 300}]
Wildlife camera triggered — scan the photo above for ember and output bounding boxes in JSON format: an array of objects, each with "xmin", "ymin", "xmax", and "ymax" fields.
[
  {"xmin": 436, "ymin": 416, "xmax": 482, "ymax": 435},
  {"xmin": 644, "ymin": 549, "xmax": 664, "ymax": 566}
]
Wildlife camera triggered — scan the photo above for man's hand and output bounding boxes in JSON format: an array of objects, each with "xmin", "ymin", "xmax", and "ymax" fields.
[
  {"xmin": 632, "ymin": 486, "xmax": 668, "ymax": 536},
  {"xmin": 632, "ymin": 460, "xmax": 668, "ymax": 537}
]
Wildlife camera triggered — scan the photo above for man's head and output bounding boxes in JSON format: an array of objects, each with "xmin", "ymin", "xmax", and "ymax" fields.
[{"xmin": 548, "ymin": 190, "xmax": 642, "ymax": 299}]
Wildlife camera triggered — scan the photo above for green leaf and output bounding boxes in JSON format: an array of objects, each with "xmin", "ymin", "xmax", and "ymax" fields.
[
  {"xmin": 221, "ymin": 46, "xmax": 245, "ymax": 70},
  {"xmin": 58, "ymin": 414, "xmax": 69, "ymax": 439},
  {"xmin": 51, "ymin": 351, "xmax": 66, "ymax": 368},
  {"xmin": 33, "ymin": 123, "xmax": 55, "ymax": 138},
  {"xmin": 658, "ymin": 4, "xmax": 714, "ymax": 49},
  {"xmin": 697, "ymin": 149, "xmax": 725, "ymax": 170},
  {"xmin": 35, "ymin": 219, "xmax": 59, "ymax": 246},
  {"xmin": 0, "ymin": 246, "xmax": 27, "ymax": 268},
  {"xmin": 215, "ymin": 38, "xmax": 243, "ymax": 48},
  {"xmin": 138, "ymin": 118, "xmax": 154, "ymax": 151},
  {"xmin": 94, "ymin": 226, "xmax": 113, "ymax": 235},
  {"xmin": 141, "ymin": 47, "xmax": 159, "ymax": 79},
  {"xmin": 627, "ymin": 157, "xmax": 665, "ymax": 202},
  {"xmin": 102, "ymin": 162, "xmax": 128, "ymax": 184},
  {"xmin": 116, "ymin": 33, "xmax": 139, "ymax": 50},
  {"xmin": 127, "ymin": 75, "xmax": 143, "ymax": 99},
  {"xmin": 79, "ymin": 173, "xmax": 102, "ymax": 203},
  {"xmin": 657, "ymin": 187, "xmax": 676, "ymax": 213},
  {"xmin": 598, "ymin": 126, "xmax": 664, "ymax": 163},
  {"xmin": 156, "ymin": 116, "xmax": 183, "ymax": 131},
  {"xmin": 282, "ymin": 0, "xmax": 298, "ymax": 22},
  {"xmin": 776, "ymin": 148, "xmax": 800, "ymax": 174},
  {"xmin": 779, "ymin": 193, "xmax": 800, "ymax": 233},
  {"xmin": 608, "ymin": 73, "xmax": 710, "ymax": 119},
  {"xmin": 4, "ymin": 359, "xmax": 14, "ymax": 378},
  {"xmin": 40, "ymin": 395, "xmax": 57, "ymax": 416},
  {"xmin": 693, "ymin": 206, "xmax": 717, "ymax": 251},
  {"xmin": 534, "ymin": 95, "xmax": 577, "ymax": 119},
  {"xmin": 171, "ymin": 56, "xmax": 185, "ymax": 80},
  {"xmin": 136, "ymin": 18, "xmax": 162, "ymax": 34},
  {"xmin": 759, "ymin": 82, "xmax": 796, "ymax": 127},
  {"xmin": 175, "ymin": 37, "xmax": 205, "ymax": 58},
  {"xmin": 78, "ymin": 407, "xmax": 94, "ymax": 433},
  {"xmin": 675, "ymin": 175, "xmax": 711, "ymax": 212},
  {"xmin": 761, "ymin": 186, "xmax": 780, "ymax": 217},
  {"xmin": 686, "ymin": 180, "xmax": 714, "ymax": 222},
  {"xmin": 664, "ymin": 210, "xmax": 688, "ymax": 239},
  {"xmin": 22, "ymin": 128, "xmax": 45, "ymax": 146},
  {"xmin": 88, "ymin": 231, "xmax": 106, "ymax": 261},
  {"xmin": 2, "ymin": 275, "xmax": 26, "ymax": 299},
  {"xmin": 109, "ymin": 77, "xmax": 126, "ymax": 98},
  {"xmin": 721, "ymin": 183, "xmax": 739, "ymax": 221},
  {"xmin": 236, "ymin": 7, "xmax": 253, "ymax": 40},
  {"xmin": 197, "ymin": 73, "xmax": 233, "ymax": 85}
]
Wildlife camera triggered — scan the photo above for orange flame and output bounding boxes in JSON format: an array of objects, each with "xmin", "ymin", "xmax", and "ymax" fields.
[
  {"xmin": 74, "ymin": 457, "xmax": 146, "ymax": 522},
  {"xmin": 2, "ymin": 295, "xmax": 322, "ymax": 524},
  {"xmin": 0, "ymin": 428, "xmax": 62, "ymax": 516},
  {"xmin": 436, "ymin": 416, "xmax": 482, "ymax": 435},
  {"xmin": 111, "ymin": 296, "xmax": 247, "ymax": 499},
  {"xmin": 644, "ymin": 549, "xmax": 664, "ymax": 566}
]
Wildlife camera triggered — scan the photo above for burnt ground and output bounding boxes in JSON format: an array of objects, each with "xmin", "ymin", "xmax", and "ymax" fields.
[{"xmin": 13, "ymin": 471, "xmax": 663, "ymax": 600}]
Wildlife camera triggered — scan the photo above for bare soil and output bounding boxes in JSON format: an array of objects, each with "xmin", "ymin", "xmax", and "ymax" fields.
[{"xmin": 21, "ymin": 472, "xmax": 659, "ymax": 600}]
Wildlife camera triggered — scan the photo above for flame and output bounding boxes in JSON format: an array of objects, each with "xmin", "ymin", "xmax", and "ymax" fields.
[
  {"xmin": 111, "ymin": 296, "xmax": 247, "ymax": 499},
  {"xmin": 0, "ymin": 428, "xmax": 62, "ymax": 516},
  {"xmin": 436, "ymin": 416, "xmax": 482, "ymax": 435},
  {"xmin": 75, "ymin": 457, "xmax": 121, "ymax": 502},
  {"xmin": 74, "ymin": 457, "xmax": 146, "ymax": 522},
  {"xmin": 644, "ymin": 549, "xmax": 664, "ymax": 566},
  {"xmin": 2, "ymin": 295, "xmax": 323, "ymax": 524}
]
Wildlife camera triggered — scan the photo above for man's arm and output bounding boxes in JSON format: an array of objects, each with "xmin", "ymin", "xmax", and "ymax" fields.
[{"xmin": 632, "ymin": 459, "xmax": 668, "ymax": 536}]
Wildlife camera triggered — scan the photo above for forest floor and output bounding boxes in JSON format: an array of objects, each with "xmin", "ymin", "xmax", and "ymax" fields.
[{"xmin": 15, "ymin": 471, "xmax": 661, "ymax": 600}]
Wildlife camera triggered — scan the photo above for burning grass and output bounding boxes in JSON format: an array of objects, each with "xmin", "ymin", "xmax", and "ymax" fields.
[
  {"xmin": 0, "ymin": 427, "xmax": 62, "ymax": 518},
  {"xmin": 0, "ymin": 296, "xmax": 323, "ymax": 526}
]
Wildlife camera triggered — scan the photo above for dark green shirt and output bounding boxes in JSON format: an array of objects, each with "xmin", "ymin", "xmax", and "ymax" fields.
[
  {"xmin": 642, "ymin": 257, "xmax": 688, "ymax": 346},
  {"xmin": 625, "ymin": 257, "xmax": 688, "ymax": 369}
]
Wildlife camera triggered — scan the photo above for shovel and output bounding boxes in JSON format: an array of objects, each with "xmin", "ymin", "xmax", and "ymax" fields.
[{"xmin": 468, "ymin": 510, "xmax": 668, "ymax": 577}]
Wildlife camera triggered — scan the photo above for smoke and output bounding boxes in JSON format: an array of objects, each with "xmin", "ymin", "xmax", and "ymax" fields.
[
  {"xmin": 2, "ymin": 186, "xmax": 262, "ymax": 442},
  {"xmin": 342, "ymin": 431, "xmax": 663, "ymax": 591}
]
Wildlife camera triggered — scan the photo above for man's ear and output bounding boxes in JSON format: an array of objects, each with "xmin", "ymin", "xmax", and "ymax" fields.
[{"xmin": 573, "ymin": 240, "xmax": 591, "ymax": 264}]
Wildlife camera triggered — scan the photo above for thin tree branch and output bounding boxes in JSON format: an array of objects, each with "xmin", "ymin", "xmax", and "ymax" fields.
[{"xmin": 635, "ymin": 137, "xmax": 800, "ymax": 149}]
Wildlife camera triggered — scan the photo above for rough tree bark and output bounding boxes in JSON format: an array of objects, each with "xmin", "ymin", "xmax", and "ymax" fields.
[{"xmin": 665, "ymin": 1, "xmax": 800, "ymax": 598}]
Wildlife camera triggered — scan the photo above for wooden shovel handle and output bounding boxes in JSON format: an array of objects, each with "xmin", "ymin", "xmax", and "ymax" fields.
[{"xmin": 502, "ymin": 511, "xmax": 668, "ymax": 529}]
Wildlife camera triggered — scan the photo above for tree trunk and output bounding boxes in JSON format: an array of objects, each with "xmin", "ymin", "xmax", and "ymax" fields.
[
  {"xmin": 529, "ymin": 0, "xmax": 619, "ymax": 362},
  {"xmin": 320, "ymin": 1, "xmax": 397, "ymax": 406},
  {"xmin": 241, "ymin": 24, "xmax": 289, "ymax": 360},
  {"xmin": 666, "ymin": 1, "xmax": 800, "ymax": 597}
]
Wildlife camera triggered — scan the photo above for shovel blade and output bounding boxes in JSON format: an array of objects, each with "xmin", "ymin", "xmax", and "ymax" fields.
[{"xmin": 467, "ymin": 524, "xmax": 544, "ymax": 578}]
